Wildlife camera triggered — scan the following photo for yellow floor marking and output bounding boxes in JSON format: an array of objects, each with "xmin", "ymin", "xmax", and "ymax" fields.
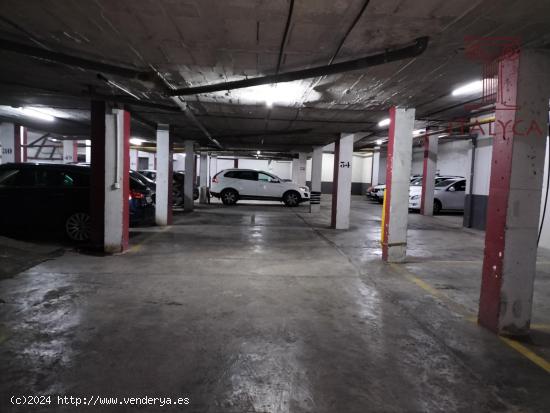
[
  {"xmin": 389, "ymin": 263, "xmax": 550, "ymax": 375},
  {"xmin": 128, "ymin": 225, "xmax": 171, "ymax": 254},
  {"xmin": 500, "ymin": 337, "xmax": 550, "ymax": 374}
]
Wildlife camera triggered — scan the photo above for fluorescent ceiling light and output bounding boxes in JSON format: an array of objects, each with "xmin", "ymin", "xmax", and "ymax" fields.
[
  {"xmin": 438, "ymin": 134, "xmax": 449, "ymax": 138},
  {"xmin": 256, "ymin": 150, "xmax": 261, "ymax": 155},
  {"xmin": 130, "ymin": 138, "xmax": 145, "ymax": 145},
  {"xmin": 19, "ymin": 107, "xmax": 55, "ymax": 122},
  {"xmin": 378, "ymin": 118, "xmax": 390, "ymax": 127},
  {"xmin": 413, "ymin": 129, "xmax": 425, "ymax": 136},
  {"xmin": 375, "ymin": 139, "xmax": 383, "ymax": 145},
  {"xmin": 451, "ymin": 80, "xmax": 483, "ymax": 96}
]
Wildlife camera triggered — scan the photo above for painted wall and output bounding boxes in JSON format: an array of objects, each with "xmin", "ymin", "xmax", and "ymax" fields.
[{"xmin": 411, "ymin": 139, "xmax": 470, "ymax": 177}]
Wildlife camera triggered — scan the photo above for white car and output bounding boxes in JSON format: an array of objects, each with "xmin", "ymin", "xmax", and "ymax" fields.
[
  {"xmin": 409, "ymin": 178, "xmax": 466, "ymax": 213},
  {"xmin": 211, "ymin": 169, "xmax": 310, "ymax": 207}
]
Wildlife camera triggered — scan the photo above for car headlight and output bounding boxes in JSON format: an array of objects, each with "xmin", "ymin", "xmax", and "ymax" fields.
[
  {"xmin": 410, "ymin": 195, "xmax": 419, "ymax": 200},
  {"xmin": 299, "ymin": 186, "xmax": 309, "ymax": 192}
]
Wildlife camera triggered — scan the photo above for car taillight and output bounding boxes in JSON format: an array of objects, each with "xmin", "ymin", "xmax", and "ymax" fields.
[{"xmin": 130, "ymin": 189, "xmax": 144, "ymax": 199}]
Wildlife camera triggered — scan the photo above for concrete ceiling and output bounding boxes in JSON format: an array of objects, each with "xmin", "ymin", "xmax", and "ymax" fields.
[{"xmin": 0, "ymin": 0, "xmax": 549, "ymax": 153}]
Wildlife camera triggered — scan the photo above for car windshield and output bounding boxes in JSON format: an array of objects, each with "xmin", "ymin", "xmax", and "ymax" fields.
[{"xmin": 435, "ymin": 179, "xmax": 458, "ymax": 188}]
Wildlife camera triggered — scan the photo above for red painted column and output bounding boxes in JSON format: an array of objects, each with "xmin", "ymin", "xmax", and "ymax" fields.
[
  {"xmin": 478, "ymin": 50, "xmax": 550, "ymax": 335},
  {"xmin": 90, "ymin": 101, "xmax": 106, "ymax": 250},
  {"xmin": 381, "ymin": 107, "xmax": 415, "ymax": 262},
  {"xmin": 89, "ymin": 102, "xmax": 130, "ymax": 253}
]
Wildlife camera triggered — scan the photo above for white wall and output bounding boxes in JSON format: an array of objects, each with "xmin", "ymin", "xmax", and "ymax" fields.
[
  {"xmin": 411, "ymin": 139, "xmax": 471, "ymax": 178},
  {"xmin": 539, "ymin": 138, "xmax": 550, "ymax": 249}
]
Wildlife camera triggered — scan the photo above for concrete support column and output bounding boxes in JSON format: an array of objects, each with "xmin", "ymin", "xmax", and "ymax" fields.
[
  {"xmin": 63, "ymin": 140, "xmax": 78, "ymax": 164},
  {"xmin": 184, "ymin": 140, "xmax": 195, "ymax": 211},
  {"xmin": 90, "ymin": 101, "xmax": 130, "ymax": 253},
  {"xmin": 420, "ymin": 134, "xmax": 438, "ymax": 216},
  {"xmin": 199, "ymin": 153, "xmax": 208, "ymax": 203},
  {"xmin": 209, "ymin": 155, "xmax": 218, "ymax": 186},
  {"xmin": 129, "ymin": 148, "xmax": 138, "ymax": 170},
  {"xmin": 479, "ymin": 50, "xmax": 550, "ymax": 335},
  {"xmin": 310, "ymin": 146, "xmax": 323, "ymax": 213},
  {"xmin": 21, "ymin": 126, "xmax": 27, "ymax": 162},
  {"xmin": 0, "ymin": 123, "xmax": 22, "ymax": 163},
  {"xmin": 155, "ymin": 124, "xmax": 172, "ymax": 226},
  {"xmin": 331, "ymin": 134, "xmax": 353, "ymax": 229},
  {"xmin": 85, "ymin": 140, "xmax": 91, "ymax": 163},
  {"xmin": 292, "ymin": 153, "xmax": 307, "ymax": 185},
  {"xmin": 381, "ymin": 107, "xmax": 415, "ymax": 262},
  {"xmin": 372, "ymin": 150, "xmax": 380, "ymax": 185}
]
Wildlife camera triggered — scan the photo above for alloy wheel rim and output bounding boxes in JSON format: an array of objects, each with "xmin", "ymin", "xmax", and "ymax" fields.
[{"xmin": 66, "ymin": 213, "xmax": 91, "ymax": 241}]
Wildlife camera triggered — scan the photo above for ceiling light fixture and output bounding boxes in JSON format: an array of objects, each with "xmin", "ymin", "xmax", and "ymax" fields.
[
  {"xmin": 19, "ymin": 107, "xmax": 55, "ymax": 122},
  {"xmin": 375, "ymin": 139, "xmax": 383, "ymax": 145},
  {"xmin": 451, "ymin": 80, "xmax": 483, "ymax": 96},
  {"xmin": 130, "ymin": 138, "xmax": 145, "ymax": 146},
  {"xmin": 257, "ymin": 150, "xmax": 261, "ymax": 155},
  {"xmin": 378, "ymin": 118, "xmax": 390, "ymax": 127}
]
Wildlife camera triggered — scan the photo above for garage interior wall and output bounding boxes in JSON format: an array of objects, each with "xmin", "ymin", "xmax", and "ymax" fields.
[{"xmin": 306, "ymin": 153, "xmax": 373, "ymax": 194}]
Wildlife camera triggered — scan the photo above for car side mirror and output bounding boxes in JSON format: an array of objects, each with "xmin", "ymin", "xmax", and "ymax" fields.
[{"xmin": 448, "ymin": 186, "xmax": 456, "ymax": 192}]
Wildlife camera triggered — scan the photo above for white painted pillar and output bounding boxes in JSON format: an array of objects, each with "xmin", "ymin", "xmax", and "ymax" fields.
[
  {"xmin": 420, "ymin": 134, "xmax": 438, "ymax": 216},
  {"xmin": 155, "ymin": 125, "xmax": 172, "ymax": 226},
  {"xmin": 372, "ymin": 150, "xmax": 380, "ymax": 185},
  {"xmin": 0, "ymin": 123, "xmax": 22, "ymax": 163},
  {"xmin": 310, "ymin": 146, "xmax": 323, "ymax": 213},
  {"xmin": 209, "ymin": 155, "xmax": 218, "ymax": 186},
  {"xmin": 129, "ymin": 148, "xmax": 138, "ymax": 170},
  {"xmin": 62, "ymin": 140, "xmax": 78, "ymax": 163},
  {"xmin": 184, "ymin": 140, "xmax": 195, "ymax": 211},
  {"xmin": 381, "ymin": 107, "xmax": 415, "ymax": 262},
  {"xmin": 199, "ymin": 153, "xmax": 208, "ymax": 203},
  {"xmin": 103, "ymin": 109, "xmax": 130, "ymax": 253},
  {"xmin": 331, "ymin": 134, "xmax": 354, "ymax": 229},
  {"xmin": 85, "ymin": 139, "xmax": 91, "ymax": 163},
  {"xmin": 297, "ymin": 153, "xmax": 307, "ymax": 186}
]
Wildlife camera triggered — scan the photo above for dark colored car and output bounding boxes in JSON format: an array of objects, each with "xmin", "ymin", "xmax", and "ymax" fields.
[
  {"xmin": 0, "ymin": 163, "xmax": 154, "ymax": 242},
  {"xmin": 138, "ymin": 169, "xmax": 199, "ymax": 205}
]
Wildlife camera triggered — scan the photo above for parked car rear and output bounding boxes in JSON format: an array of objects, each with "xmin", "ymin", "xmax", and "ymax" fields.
[{"xmin": 0, "ymin": 163, "xmax": 154, "ymax": 242}]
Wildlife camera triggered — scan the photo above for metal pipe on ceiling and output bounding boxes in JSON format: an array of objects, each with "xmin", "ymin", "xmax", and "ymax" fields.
[
  {"xmin": 168, "ymin": 37, "xmax": 429, "ymax": 96},
  {"xmin": 0, "ymin": 38, "xmax": 151, "ymax": 80}
]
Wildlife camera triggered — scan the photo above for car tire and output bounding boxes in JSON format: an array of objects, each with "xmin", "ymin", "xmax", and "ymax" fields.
[
  {"xmin": 65, "ymin": 212, "xmax": 91, "ymax": 242},
  {"xmin": 221, "ymin": 189, "xmax": 238, "ymax": 205},
  {"xmin": 283, "ymin": 190, "xmax": 300, "ymax": 207},
  {"xmin": 433, "ymin": 199, "xmax": 442, "ymax": 215}
]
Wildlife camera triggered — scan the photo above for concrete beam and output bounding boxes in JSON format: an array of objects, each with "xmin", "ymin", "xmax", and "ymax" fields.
[{"xmin": 381, "ymin": 107, "xmax": 415, "ymax": 262}]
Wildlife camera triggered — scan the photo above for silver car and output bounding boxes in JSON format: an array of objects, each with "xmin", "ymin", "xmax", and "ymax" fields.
[{"xmin": 409, "ymin": 178, "xmax": 466, "ymax": 214}]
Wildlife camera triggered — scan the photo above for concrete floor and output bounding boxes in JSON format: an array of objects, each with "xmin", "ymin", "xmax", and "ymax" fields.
[{"xmin": 1, "ymin": 196, "xmax": 550, "ymax": 412}]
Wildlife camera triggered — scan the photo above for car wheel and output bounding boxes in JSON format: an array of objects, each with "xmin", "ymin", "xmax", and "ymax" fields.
[
  {"xmin": 221, "ymin": 189, "xmax": 238, "ymax": 205},
  {"xmin": 283, "ymin": 190, "xmax": 300, "ymax": 207},
  {"xmin": 65, "ymin": 212, "xmax": 91, "ymax": 242},
  {"xmin": 433, "ymin": 199, "xmax": 442, "ymax": 215}
]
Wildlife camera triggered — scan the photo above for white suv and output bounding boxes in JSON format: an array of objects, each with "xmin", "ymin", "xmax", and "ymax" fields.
[{"xmin": 211, "ymin": 169, "xmax": 310, "ymax": 207}]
